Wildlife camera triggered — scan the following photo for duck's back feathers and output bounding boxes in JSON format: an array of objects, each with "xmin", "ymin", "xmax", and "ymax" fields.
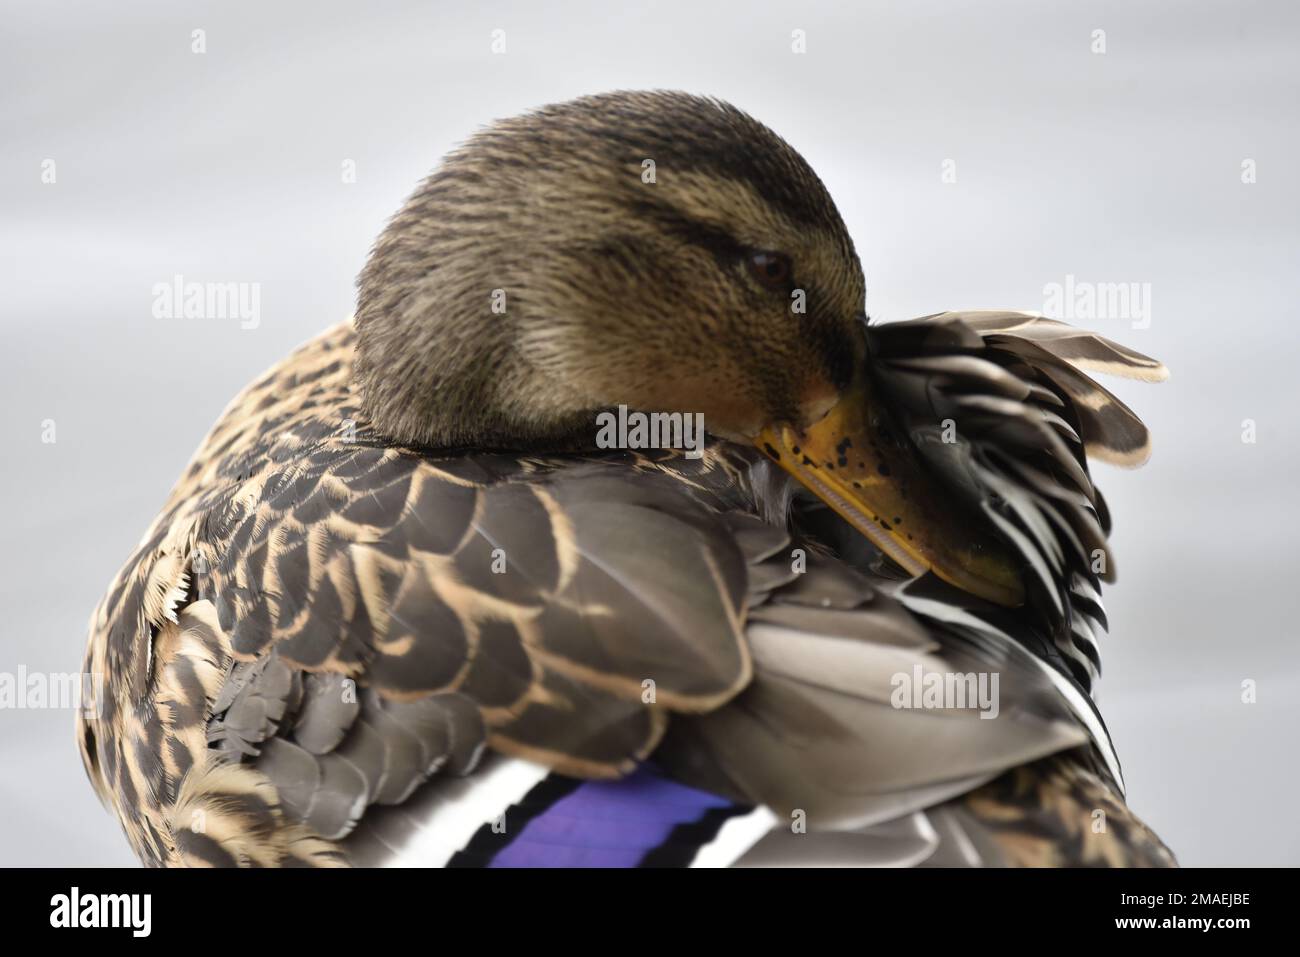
[
  {"xmin": 201, "ymin": 444, "xmax": 758, "ymax": 781},
  {"xmin": 80, "ymin": 316, "xmax": 1173, "ymax": 867}
]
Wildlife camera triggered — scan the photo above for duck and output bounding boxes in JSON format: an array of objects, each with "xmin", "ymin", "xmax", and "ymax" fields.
[{"xmin": 78, "ymin": 90, "xmax": 1174, "ymax": 868}]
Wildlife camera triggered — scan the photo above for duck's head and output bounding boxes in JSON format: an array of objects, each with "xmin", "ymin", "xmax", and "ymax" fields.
[
  {"xmin": 356, "ymin": 90, "xmax": 865, "ymax": 448},
  {"xmin": 355, "ymin": 90, "xmax": 1022, "ymax": 605}
]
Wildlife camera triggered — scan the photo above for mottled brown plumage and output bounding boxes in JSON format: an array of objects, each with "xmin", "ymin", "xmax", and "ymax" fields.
[{"xmin": 79, "ymin": 91, "xmax": 1172, "ymax": 867}]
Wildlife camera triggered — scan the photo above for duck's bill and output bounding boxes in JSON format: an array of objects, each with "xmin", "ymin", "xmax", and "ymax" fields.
[{"xmin": 755, "ymin": 377, "xmax": 1026, "ymax": 607}]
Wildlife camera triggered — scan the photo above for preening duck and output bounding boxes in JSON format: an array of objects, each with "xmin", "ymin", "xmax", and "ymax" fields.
[{"xmin": 79, "ymin": 91, "xmax": 1173, "ymax": 867}]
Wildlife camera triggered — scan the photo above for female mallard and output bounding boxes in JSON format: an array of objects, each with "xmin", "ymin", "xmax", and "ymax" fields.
[{"xmin": 79, "ymin": 91, "xmax": 1173, "ymax": 867}]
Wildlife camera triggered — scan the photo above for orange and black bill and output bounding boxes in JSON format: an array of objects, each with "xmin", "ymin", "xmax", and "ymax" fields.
[{"xmin": 757, "ymin": 373, "xmax": 1026, "ymax": 607}]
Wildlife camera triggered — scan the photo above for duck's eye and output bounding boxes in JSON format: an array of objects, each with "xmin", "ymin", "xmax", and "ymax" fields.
[{"xmin": 748, "ymin": 251, "xmax": 792, "ymax": 290}]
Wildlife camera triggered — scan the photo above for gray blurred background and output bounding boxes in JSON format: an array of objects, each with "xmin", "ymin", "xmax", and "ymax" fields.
[{"xmin": 2, "ymin": 0, "xmax": 1296, "ymax": 866}]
